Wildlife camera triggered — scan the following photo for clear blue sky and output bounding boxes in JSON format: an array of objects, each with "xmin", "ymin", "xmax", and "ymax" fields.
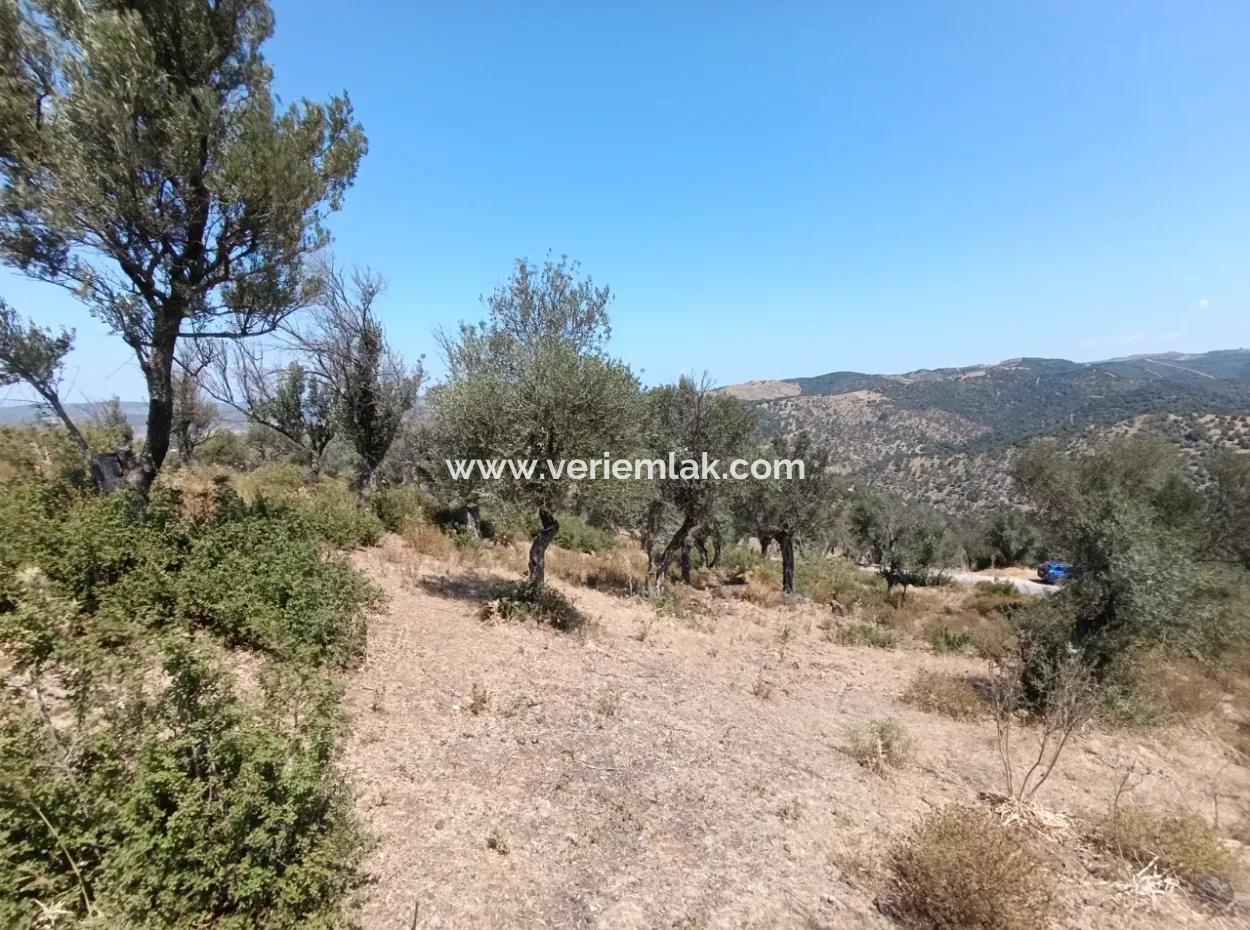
[{"xmin": 3, "ymin": 0, "xmax": 1250, "ymax": 405}]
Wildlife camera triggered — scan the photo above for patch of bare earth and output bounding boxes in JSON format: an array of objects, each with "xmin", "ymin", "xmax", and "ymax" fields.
[{"xmin": 342, "ymin": 536, "xmax": 1250, "ymax": 929}]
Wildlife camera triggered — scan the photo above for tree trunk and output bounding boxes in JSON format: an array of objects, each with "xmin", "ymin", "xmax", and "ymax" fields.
[
  {"xmin": 650, "ymin": 514, "xmax": 694, "ymax": 595},
  {"xmin": 132, "ymin": 326, "xmax": 179, "ymax": 499},
  {"xmin": 779, "ymin": 531, "xmax": 796, "ymax": 595},
  {"xmin": 709, "ymin": 534, "xmax": 722, "ymax": 569},
  {"xmin": 463, "ymin": 504, "xmax": 481, "ymax": 539},
  {"xmin": 528, "ymin": 509, "xmax": 559, "ymax": 589},
  {"xmin": 759, "ymin": 532, "xmax": 773, "ymax": 558},
  {"xmin": 680, "ymin": 537, "xmax": 693, "ymax": 584}
]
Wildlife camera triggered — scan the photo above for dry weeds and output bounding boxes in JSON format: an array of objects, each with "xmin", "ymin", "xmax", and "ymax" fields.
[{"xmin": 338, "ymin": 534, "xmax": 1250, "ymax": 929}]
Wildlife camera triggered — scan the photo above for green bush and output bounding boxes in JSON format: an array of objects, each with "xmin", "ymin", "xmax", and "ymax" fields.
[
  {"xmin": 237, "ymin": 469, "xmax": 383, "ymax": 548},
  {"xmin": 550, "ymin": 513, "xmax": 616, "ymax": 554},
  {"xmin": 719, "ymin": 545, "xmax": 762, "ymax": 578},
  {"xmin": 479, "ymin": 581, "xmax": 583, "ymax": 631},
  {"xmin": 975, "ymin": 579, "xmax": 1021, "ymax": 597},
  {"xmin": 929, "ymin": 627, "xmax": 975, "ymax": 654},
  {"xmin": 370, "ymin": 485, "xmax": 431, "ymax": 532},
  {"xmin": 0, "ymin": 482, "xmax": 375, "ymax": 665},
  {"xmin": 176, "ymin": 512, "xmax": 374, "ymax": 664},
  {"xmin": 0, "ymin": 475, "xmax": 377, "ymax": 926},
  {"xmin": 0, "ymin": 629, "xmax": 364, "ymax": 930},
  {"xmin": 835, "ymin": 622, "xmax": 897, "ymax": 649}
]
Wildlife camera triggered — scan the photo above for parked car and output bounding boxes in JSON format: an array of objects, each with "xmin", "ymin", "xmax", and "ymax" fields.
[{"xmin": 1037, "ymin": 561, "xmax": 1074, "ymax": 584}]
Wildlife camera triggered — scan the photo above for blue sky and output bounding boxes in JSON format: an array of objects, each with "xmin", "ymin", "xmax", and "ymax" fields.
[{"xmin": 3, "ymin": 0, "xmax": 1249, "ymax": 405}]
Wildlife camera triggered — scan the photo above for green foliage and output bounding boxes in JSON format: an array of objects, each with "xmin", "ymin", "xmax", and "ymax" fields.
[
  {"xmin": 0, "ymin": 634, "xmax": 365, "ymax": 930},
  {"xmin": 176, "ymin": 508, "xmax": 373, "ymax": 664},
  {"xmin": 719, "ymin": 545, "xmax": 763, "ymax": 578},
  {"xmin": 834, "ymin": 622, "xmax": 897, "ymax": 649},
  {"xmin": 1208, "ymin": 450, "xmax": 1250, "ymax": 570},
  {"xmin": 171, "ymin": 373, "xmax": 218, "ymax": 464},
  {"xmin": 432, "ymin": 256, "xmax": 643, "ymax": 585},
  {"xmin": 984, "ymin": 509, "xmax": 1041, "ymax": 567},
  {"xmin": 310, "ymin": 267, "xmax": 421, "ymax": 489},
  {"xmin": 730, "ymin": 431, "xmax": 840, "ymax": 593},
  {"xmin": 850, "ymin": 492, "xmax": 953, "ymax": 592},
  {"xmin": 0, "ymin": 0, "xmax": 367, "ymax": 488},
  {"xmin": 0, "ymin": 480, "xmax": 375, "ymax": 665},
  {"xmin": 1012, "ymin": 437, "xmax": 1247, "ymax": 699},
  {"xmin": 237, "ymin": 468, "xmax": 384, "ymax": 548},
  {"xmin": 479, "ymin": 581, "xmax": 583, "ymax": 632},
  {"xmin": 929, "ymin": 627, "xmax": 975, "ymax": 654},
  {"xmin": 0, "ymin": 473, "xmax": 374, "ymax": 928},
  {"xmin": 370, "ymin": 485, "xmax": 432, "ymax": 533},
  {"xmin": 198, "ymin": 429, "xmax": 257, "ymax": 470},
  {"xmin": 550, "ymin": 513, "xmax": 616, "ymax": 554},
  {"xmin": 975, "ymin": 579, "xmax": 1021, "ymax": 597}
]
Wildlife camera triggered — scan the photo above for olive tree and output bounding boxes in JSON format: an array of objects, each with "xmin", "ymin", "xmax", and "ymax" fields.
[
  {"xmin": 849, "ymin": 491, "xmax": 951, "ymax": 597},
  {"xmin": 732, "ymin": 432, "xmax": 839, "ymax": 595},
  {"xmin": 645, "ymin": 376, "xmax": 756, "ymax": 592},
  {"xmin": 432, "ymin": 257, "xmax": 641, "ymax": 589},
  {"xmin": 1208, "ymin": 451, "xmax": 1250, "ymax": 570},
  {"xmin": 0, "ymin": 0, "xmax": 366, "ymax": 497},
  {"xmin": 1010, "ymin": 436, "xmax": 1232, "ymax": 694}
]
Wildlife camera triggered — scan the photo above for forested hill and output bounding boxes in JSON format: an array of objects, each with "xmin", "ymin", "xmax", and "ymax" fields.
[{"xmin": 725, "ymin": 349, "xmax": 1250, "ymax": 509}]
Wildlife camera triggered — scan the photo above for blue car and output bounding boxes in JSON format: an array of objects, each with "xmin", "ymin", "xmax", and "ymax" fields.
[{"xmin": 1037, "ymin": 561, "xmax": 1074, "ymax": 584}]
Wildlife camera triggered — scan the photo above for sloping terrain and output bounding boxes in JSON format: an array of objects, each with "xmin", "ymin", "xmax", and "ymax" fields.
[
  {"xmin": 341, "ymin": 536, "xmax": 1250, "ymax": 929},
  {"xmin": 726, "ymin": 350, "xmax": 1250, "ymax": 510}
]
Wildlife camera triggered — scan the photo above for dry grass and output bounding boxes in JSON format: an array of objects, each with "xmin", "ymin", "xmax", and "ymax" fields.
[
  {"xmin": 847, "ymin": 718, "xmax": 912, "ymax": 774},
  {"xmin": 547, "ymin": 545, "xmax": 646, "ymax": 595},
  {"xmin": 902, "ymin": 669, "xmax": 985, "ymax": 720},
  {"xmin": 402, "ymin": 523, "xmax": 458, "ymax": 561},
  {"xmin": 888, "ymin": 804, "xmax": 1057, "ymax": 930},
  {"xmin": 738, "ymin": 578, "xmax": 783, "ymax": 608},
  {"xmin": 1097, "ymin": 807, "xmax": 1241, "ymax": 889},
  {"xmin": 342, "ymin": 542, "xmax": 1250, "ymax": 929},
  {"xmin": 1134, "ymin": 655, "xmax": 1226, "ymax": 722},
  {"xmin": 834, "ymin": 622, "xmax": 897, "ymax": 649}
]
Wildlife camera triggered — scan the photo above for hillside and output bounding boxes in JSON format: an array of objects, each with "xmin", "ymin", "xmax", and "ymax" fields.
[
  {"xmin": 726, "ymin": 350, "xmax": 1250, "ymax": 510},
  {"xmin": 341, "ymin": 534, "xmax": 1250, "ymax": 929}
]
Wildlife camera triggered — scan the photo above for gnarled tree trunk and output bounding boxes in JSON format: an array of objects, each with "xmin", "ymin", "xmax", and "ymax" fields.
[
  {"xmin": 650, "ymin": 514, "xmax": 694, "ymax": 595},
  {"xmin": 779, "ymin": 531, "xmax": 796, "ymax": 595},
  {"xmin": 528, "ymin": 509, "xmax": 560, "ymax": 589}
]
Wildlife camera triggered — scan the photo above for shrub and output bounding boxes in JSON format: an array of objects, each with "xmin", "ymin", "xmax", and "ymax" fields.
[
  {"xmin": 175, "ymin": 511, "xmax": 374, "ymax": 664},
  {"xmin": 238, "ymin": 469, "xmax": 383, "ymax": 548},
  {"xmin": 0, "ymin": 592, "xmax": 365, "ymax": 930},
  {"xmin": 370, "ymin": 485, "xmax": 432, "ymax": 532},
  {"xmin": 889, "ymin": 805, "xmax": 1056, "ymax": 930},
  {"xmin": 975, "ymin": 579, "xmax": 1021, "ymax": 597},
  {"xmin": 834, "ymin": 623, "xmax": 896, "ymax": 649},
  {"xmin": 479, "ymin": 581, "xmax": 583, "ymax": 631},
  {"xmin": 550, "ymin": 513, "xmax": 616, "ymax": 554},
  {"xmin": 929, "ymin": 627, "xmax": 974, "ymax": 654},
  {"xmin": 903, "ymin": 670, "xmax": 985, "ymax": 719},
  {"xmin": 403, "ymin": 522, "xmax": 457, "ymax": 561},
  {"xmin": 1097, "ymin": 807, "xmax": 1240, "ymax": 888},
  {"xmin": 847, "ymin": 718, "xmax": 912, "ymax": 774},
  {"xmin": 719, "ymin": 545, "xmax": 762, "ymax": 578},
  {"xmin": 0, "ymin": 473, "xmax": 374, "ymax": 929}
]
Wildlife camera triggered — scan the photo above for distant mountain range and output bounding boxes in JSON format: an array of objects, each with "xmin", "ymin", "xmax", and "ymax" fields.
[
  {"xmin": 0, "ymin": 400, "xmax": 247, "ymax": 433},
  {"xmin": 724, "ymin": 349, "xmax": 1250, "ymax": 510}
]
